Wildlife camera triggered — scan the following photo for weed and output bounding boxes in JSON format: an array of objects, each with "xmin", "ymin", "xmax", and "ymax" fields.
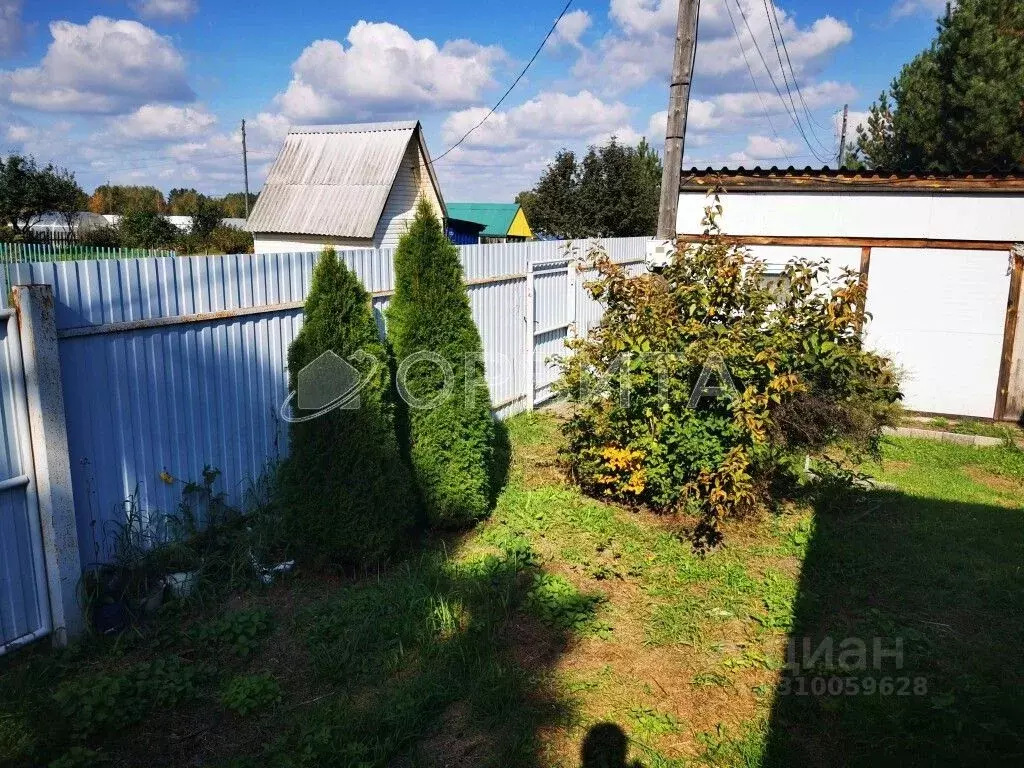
[
  {"xmin": 627, "ymin": 705, "xmax": 684, "ymax": 736},
  {"xmin": 221, "ymin": 673, "xmax": 282, "ymax": 717},
  {"xmin": 189, "ymin": 608, "xmax": 272, "ymax": 657},
  {"xmin": 526, "ymin": 572, "xmax": 611, "ymax": 637}
]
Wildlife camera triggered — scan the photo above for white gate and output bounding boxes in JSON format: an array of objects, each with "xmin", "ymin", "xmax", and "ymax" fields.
[
  {"xmin": 528, "ymin": 257, "xmax": 573, "ymax": 407},
  {"xmin": 0, "ymin": 307, "xmax": 50, "ymax": 654}
]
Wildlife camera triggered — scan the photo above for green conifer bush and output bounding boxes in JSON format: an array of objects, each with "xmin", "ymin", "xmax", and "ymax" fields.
[
  {"xmin": 279, "ymin": 249, "xmax": 417, "ymax": 565},
  {"xmin": 388, "ymin": 200, "xmax": 497, "ymax": 527}
]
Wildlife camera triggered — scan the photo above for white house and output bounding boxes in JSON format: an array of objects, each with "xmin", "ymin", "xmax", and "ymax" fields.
[
  {"xmin": 677, "ymin": 168, "xmax": 1024, "ymax": 421},
  {"xmin": 246, "ymin": 121, "xmax": 446, "ymax": 253}
]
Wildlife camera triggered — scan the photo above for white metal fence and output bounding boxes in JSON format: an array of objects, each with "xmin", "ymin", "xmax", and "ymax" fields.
[{"xmin": 8, "ymin": 238, "xmax": 647, "ymax": 567}]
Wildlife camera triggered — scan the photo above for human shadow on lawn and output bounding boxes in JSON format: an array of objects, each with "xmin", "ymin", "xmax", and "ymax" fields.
[{"xmin": 763, "ymin": 489, "xmax": 1024, "ymax": 767}]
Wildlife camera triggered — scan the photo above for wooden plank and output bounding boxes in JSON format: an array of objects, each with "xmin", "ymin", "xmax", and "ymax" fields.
[
  {"xmin": 994, "ymin": 249, "xmax": 1024, "ymax": 420},
  {"xmin": 677, "ymin": 234, "xmax": 1015, "ymax": 251},
  {"xmin": 857, "ymin": 246, "xmax": 872, "ymax": 332}
]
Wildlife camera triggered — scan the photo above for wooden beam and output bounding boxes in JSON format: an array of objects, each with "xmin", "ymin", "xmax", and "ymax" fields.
[
  {"xmin": 677, "ymin": 234, "xmax": 1015, "ymax": 251},
  {"xmin": 994, "ymin": 249, "xmax": 1024, "ymax": 420},
  {"xmin": 857, "ymin": 246, "xmax": 872, "ymax": 333}
]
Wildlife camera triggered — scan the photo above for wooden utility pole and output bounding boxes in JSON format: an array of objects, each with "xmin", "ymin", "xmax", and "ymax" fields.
[
  {"xmin": 241, "ymin": 119, "xmax": 251, "ymax": 218},
  {"xmin": 838, "ymin": 104, "xmax": 849, "ymax": 167},
  {"xmin": 656, "ymin": 0, "xmax": 701, "ymax": 241}
]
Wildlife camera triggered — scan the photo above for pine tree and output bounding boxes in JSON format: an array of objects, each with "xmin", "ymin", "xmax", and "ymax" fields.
[
  {"xmin": 279, "ymin": 249, "xmax": 417, "ymax": 565},
  {"xmin": 855, "ymin": 0, "xmax": 1024, "ymax": 171},
  {"xmin": 387, "ymin": 200, "xmax": 496, "ymax": 528}
]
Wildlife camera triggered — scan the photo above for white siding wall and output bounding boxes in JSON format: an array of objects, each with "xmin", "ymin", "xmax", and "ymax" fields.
[
  {"xmin": 373, "ymin": 140, "xmax": 443, "ymax": 248},
  {"xmin": 677, "ymin": 190, "xmax": 1024, "ymax": 242},
  {"xmin": 675, "ymin": 188, "xmax": 1022, "ymax": 418},
  {"xmin": 864, "ymin": 249, "xmax": 1008, "ymax": 418},
  {"xmin": 253, "ymin": 233, "xmax": 372, "ymax": 255}
]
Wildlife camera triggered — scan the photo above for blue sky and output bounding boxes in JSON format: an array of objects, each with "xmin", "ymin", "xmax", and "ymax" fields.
[{"xmin": 0, "ymin": 0, "xmax": 944, "ymax": 201}]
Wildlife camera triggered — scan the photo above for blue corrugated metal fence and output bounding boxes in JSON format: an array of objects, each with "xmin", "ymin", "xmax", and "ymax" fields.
[{"xmin": 9, "ymin": 238, "xmax": 647, "ymax": 566}]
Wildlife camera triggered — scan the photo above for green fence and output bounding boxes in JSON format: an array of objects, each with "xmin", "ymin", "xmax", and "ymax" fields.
[{"xmin": 1, "ymin": 243, "xmax": 178, "ymax": 298}]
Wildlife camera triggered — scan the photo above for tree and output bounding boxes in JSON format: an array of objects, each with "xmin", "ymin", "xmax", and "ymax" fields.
[
  {"xmin": 88, "ymin": 185, "xmax": 166, "ymax": 215},
  {"xmin": 186, "ymin": 195, "xmax": 223, "ymax": 243},
  {"xmin": 517, "ymin": 138, "xmax": 663, "ymax": 239},
  {"xmin": 0, "ymin": 155, "xmax": 86, "ymax": 237},
  {"xmin": 116, "ymin": 209, "xmax": 180, "ymax": 249},
  {"xmin": 167, "ymin": 188, "xmax": 203, "ymax": 216},
  {"xmin": 854, "ymin": 0, "xmax": 1024, "ymax": 171},
  {"xmin": 219, "ymin": 192, "xmax": 258, "ymax": 218},
  {"xmin": 279, "ymin": 249, "xmax": 418, "ymax": 566},
  {"xmin": 387, "ymin": 200, "xmax": 496, "ymax": 528}
]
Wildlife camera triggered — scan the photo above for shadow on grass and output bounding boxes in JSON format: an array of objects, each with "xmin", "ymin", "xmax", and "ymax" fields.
[{"xmin": 764, "ymin": 489, "xmax": 1024, "ymax": 767}]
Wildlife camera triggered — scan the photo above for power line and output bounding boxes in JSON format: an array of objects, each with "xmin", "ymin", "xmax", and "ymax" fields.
[
  {"xmin": 430, "ymin": 0, "xmax": 574, "ymax": 165},
  {"xmin": 763, "ymin": 0, "xmax": 833, "ymax": 138},
  {"xmin": 758, "ymin": 0, "xmax": 831, "ymax": 156},
  {"xmin": 730, "ymin": 0, "xmax": 831, "ymax": 165},
  {"xmin": 722, "ymin": 0, "xmax": 794, "ymax": 165}
]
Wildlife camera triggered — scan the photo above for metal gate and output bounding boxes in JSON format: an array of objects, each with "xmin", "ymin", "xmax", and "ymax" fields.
[
  {"xmin": 528, "ymin": 257, "xmax": 573, "ymax": 407},
  {"xmin": 0, "ymin": 307, "xmax": 50, "ymax": 654}
]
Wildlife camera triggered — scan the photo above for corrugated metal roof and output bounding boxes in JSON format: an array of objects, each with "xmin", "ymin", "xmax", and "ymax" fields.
[
  {"xmin": 446, "ymin": 203, "xmax": 522, "ymax": 236},
  {"xmin": 247, "ymin": 121, "xmax": 426, "ymax": 238},
  {"xmin": 681, "ymin": 166, "xmax": 1024, "ymax": 193}
]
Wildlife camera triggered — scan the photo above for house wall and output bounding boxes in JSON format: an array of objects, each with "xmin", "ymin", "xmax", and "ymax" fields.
[
  {"xmin": 373, "ymin": 139, "xmax": 444, "ymax": 249},
  {"xmin": 253, "ymin": 233, "xmax": 372, "ymax": 255},
  {"xmin": 677, "ymin": 188, "xmax": 1024, "ymax": 419}
]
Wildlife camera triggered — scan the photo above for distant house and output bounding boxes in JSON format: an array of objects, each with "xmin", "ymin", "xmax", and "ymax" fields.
[
  {"xmin": 246, "ymin": 121, "xmax": 446, "ymax": 253},
  {"xmin": 446, "ymin": 203, "xmax": 533, "ymax": 244}
]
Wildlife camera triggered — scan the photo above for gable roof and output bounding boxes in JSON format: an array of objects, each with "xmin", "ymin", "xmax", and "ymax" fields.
[
  {"xmin": 246, "ymin": 121, "xmax": 446, "ymax": 238},
  {"xmin": 446, "ymin": 203, "xmax": 526, "ymax": 237}
]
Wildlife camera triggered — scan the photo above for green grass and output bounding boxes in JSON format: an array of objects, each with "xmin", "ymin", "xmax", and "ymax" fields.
[{"xmin": 1, "ymin": 421, "xmax": 1022, "ymax": 767}]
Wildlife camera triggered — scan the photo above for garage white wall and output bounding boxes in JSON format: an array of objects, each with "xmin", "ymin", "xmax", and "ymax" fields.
[
  {"xmin": 677, "ymin": 190, "xmax": 1024, "ymax": 242},
  {"xmin": 863, "ymin": 249, "xmax": 1008, "ymax": 418}
]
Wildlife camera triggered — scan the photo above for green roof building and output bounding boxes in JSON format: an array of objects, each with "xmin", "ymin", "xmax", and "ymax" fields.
[{"xmin": 445, "ymin": 203, "xmax": 534, "ymax": 243}]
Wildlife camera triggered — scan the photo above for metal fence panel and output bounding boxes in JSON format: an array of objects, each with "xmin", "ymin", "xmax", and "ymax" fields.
[{"xmin": 9, "ymin": 236, "xmax": 649, "ymax": 566}]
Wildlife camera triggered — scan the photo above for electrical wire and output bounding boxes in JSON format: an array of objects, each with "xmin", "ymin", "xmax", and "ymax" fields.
[
  {"xmin": 723, "ymin": 0, "xmax": 795, "ymax": 165},
  {"xmin": 429, "ymin": 0, "xmax": 574, "ymax": 165},
  {"xmin": 766, "ymin": 0, "xmax": 832, "ymax": 134},
  {"xmin": 731, "ymin": 0, "xmax": 831, "ymax": 165},
  {"xmin": 759, "ymin": 0, "xmax": 832, "ymax": 156}
]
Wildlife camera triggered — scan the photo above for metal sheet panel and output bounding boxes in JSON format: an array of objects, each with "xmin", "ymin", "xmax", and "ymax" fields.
[
  {"xmin": 247, "ymin": 123, "xmax": 417, "ymax": 238},
  {"xmin": 10, "ymin": 237, "xmax": 651, "ymax": 566}
]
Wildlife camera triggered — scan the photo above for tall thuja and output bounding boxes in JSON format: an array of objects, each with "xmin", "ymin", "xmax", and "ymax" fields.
[
  {"xmin": 388, "ymin": 200, "xmax": 496, "ymax": 527},
  {"xmin": 279, "ymin": 248, "xmax": 417, "ymax": 565}
]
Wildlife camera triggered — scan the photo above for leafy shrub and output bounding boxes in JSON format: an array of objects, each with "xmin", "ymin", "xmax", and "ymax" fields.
[
  {"xmin": 189, "ymin": 608, "xmax": 273, "ymax": 657},
  {"xmin": 559, "ymin": 194, "xmax": 901, "ymax": 546},
  {"xmin": 77, "ymin": 224, "xmax": 120, "ymax": 248},
  {"xmin": 387, "ymin": 199, "xmax": 496, "ymax": 527},
  {"xmin": 209, "ymin": 224, "xmax": 254, "ymax": 254},
  {"xmin": 115, "ymin": 210, "xmax": 180, "ymax": 249},
  {"xmin": 221, "ymin": 673, "xmax": 282, "ymax": 717},
  {"xmin": 53, "ymin": 657, "xmax": 196, "ymax": 740},
  {"xmin": 279, "ymin": 248, "xmax": 418, "ymax": 565}
]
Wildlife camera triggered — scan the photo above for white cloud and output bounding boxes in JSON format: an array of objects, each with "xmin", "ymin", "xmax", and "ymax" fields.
[
  {"xmin": 733, "ymin": 134, "xmax": 800, "ymax": 162},
  {"xmin": 133, "ymin": 0, "xmax": 198, "ymax": 22},
  {"xmin": 112, "ymin": 104, "xmax": 217, "ymax": 141},
  {"xmin": 0, "ymin": 0, "xmax": 23, "ymax": 57},
  {"xmin": 576, "ymin": 1, "xmax": 853, "ymax": 95},
  {"xmin": 441, "ymin": 90, "xmax": 632, "ymax": 150},
  {"xmin": 552, "ymin": 10, "xmax": 592, "ymax": 50},
  {"xmin": 275, "ymin": 21, "xmax": 505, "ymax": 122},
  {"xmin": 890, "ymin": 0, "xmax": 948, "ymax": 20},
  {"xmin": 0, "ymin": 16, "xmax": 194, "ymax": 114}
]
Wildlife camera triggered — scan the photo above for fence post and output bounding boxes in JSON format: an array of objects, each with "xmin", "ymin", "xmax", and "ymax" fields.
[
  {"xmin": 525, "ymin": 256, "xmax": 536, "ymax": 411},
  {"xmin": 11, "ymin": 284, "xmax": 83, "ymax": 645}
]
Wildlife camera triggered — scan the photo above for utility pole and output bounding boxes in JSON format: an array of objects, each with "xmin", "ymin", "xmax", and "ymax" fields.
[
  {"xmin": 837, "ymin": 104, "xmax": 849, "ymax": 168},
  {"xmin": 656, "ymin": 0, "xmax": 701, "ymax": 241},
  {"xmin": 241, "ymin": 119, "xmax": 251, "ymax": 218}
]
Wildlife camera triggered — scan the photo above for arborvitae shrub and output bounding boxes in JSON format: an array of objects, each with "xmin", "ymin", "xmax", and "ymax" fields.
[
  {"xmin": 279, "ymin": 248, "xmax": 417, "ymax": 565},
  {"xmin": 387, "ymin": 200, "xmax": 496, "ymax": 527}
]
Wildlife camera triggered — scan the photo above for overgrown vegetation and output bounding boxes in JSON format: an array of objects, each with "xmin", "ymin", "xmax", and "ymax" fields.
[
  {"xmin": 388, "ymin": 199, "xmax": 497, "ymax": 527},
  {"xmin": 279, "ymin": 248, "xmax": 418, "ymax": 566},
  {"xmin": 558, "ymin": 196, "xmax": 902, "ymax": 545}
]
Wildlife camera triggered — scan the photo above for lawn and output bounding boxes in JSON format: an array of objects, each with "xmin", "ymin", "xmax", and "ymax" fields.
[{"xmin": 1, "ymin": 413, "xmax": 1022, "ymax": 767}]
